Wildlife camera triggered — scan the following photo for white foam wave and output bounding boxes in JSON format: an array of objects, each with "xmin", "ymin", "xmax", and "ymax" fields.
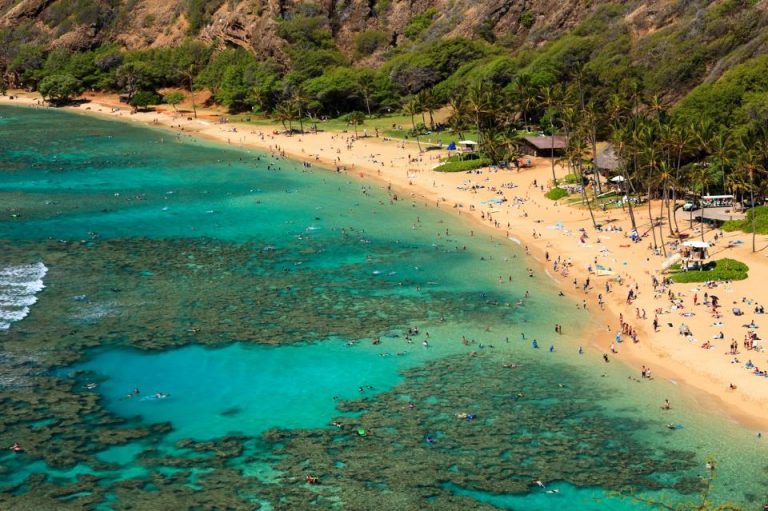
[{"xmin": 0, "ymin": 262, "xmax": 47, "ymax": 331}]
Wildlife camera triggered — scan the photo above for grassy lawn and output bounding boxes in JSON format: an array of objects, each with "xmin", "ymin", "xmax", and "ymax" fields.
[
  {"xmin": 229, "ymin": 112, "xmax": 479, "ymax": 143},
  {"xmin": 433, "ymin": 158, "xmax": 492, "ymax": 172},
  {"xmin": 667, "ymin": 258, "xmax": 749, "ymax": 283},
  {"xmin": 722, "ymin": 206, "xmax": 768, "ymax": 234}
]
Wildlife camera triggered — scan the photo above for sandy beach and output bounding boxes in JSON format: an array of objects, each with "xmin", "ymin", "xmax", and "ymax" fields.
[{"xmin": 4, "ymin": 91, "xmax": 768, "ymax": 430}]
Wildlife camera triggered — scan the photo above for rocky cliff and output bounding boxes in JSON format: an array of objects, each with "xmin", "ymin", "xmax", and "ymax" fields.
[{"xmin": 0, "ymin": 0, "xmax": 740, "ymax": 61}]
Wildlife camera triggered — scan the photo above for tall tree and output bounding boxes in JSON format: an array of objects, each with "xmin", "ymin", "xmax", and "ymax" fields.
[
  {"xmin": 538, "ymin": 85, "xmax": 560, "ymax": 186},
  {"xmin": 403, "ymin": 97, "xmax": 422, "ymax": 152},
  {"xmin": 447, "ymin": 96, "xmax": 470, "ymax": 140}
]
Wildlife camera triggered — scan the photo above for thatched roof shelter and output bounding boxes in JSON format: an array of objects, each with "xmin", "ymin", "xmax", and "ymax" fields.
[{"xmin": 521, "ymin": 135, "xmax": 567, "ymax": 157}]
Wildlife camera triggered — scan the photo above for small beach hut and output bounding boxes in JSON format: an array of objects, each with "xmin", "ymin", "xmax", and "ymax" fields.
[
  {"xmin": 458, "ymin": 140, "xmax": 478, "ymax": 153},
  {"xmin": 521, "ymin": 135, "xmax": 567, "ymax": 157},
  {"xmin": 595, "ymin": 144, "xmax": 622, "ymax": 177},
  {"xmin": 680, "ymin": 240, "xmax": 710, "ymax": 270}
]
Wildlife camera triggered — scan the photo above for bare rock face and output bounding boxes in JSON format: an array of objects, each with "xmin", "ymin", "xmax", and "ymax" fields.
[
  {"xmin": 0, "ymin": 0, "xmax": 621, "ymax": 57},
  {"xmin": 0, "ymin": 0, "xmax": 52, "ymax": 25},
  {"xmin": 0, "ymin": 0, "xmax": 748, "ymax": 76}
]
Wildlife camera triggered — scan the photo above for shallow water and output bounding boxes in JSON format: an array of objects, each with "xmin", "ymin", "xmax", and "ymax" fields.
[{"xmin": 0, "ymin": 105, "xmax": 766, "ymax": 510}]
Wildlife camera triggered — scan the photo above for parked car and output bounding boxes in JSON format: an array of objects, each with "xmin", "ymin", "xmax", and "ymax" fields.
[{"xmin": 682, "ymin": 201, "xmax": 698, "ymax": 211}]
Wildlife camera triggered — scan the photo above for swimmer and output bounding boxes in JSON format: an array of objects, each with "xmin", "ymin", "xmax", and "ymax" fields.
[
  {"xmin": 661, "ymin": 399, "xmax": 671, "ymax": 411},
  {"xmin": 578, "ymin": 346, "xmax": 583, "ymax": 355}
]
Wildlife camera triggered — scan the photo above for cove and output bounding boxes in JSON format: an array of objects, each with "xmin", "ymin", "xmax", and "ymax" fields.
[{"xmin": 75, "ymin": 339, "xmax": 445, "ymax": 440}]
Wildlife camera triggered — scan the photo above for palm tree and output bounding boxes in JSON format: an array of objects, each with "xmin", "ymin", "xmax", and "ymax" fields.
[
  {"xmin": 466, "ymin": 81, "xmax": 492, "ymax": 143},
  {"xmin": 448, "ymin": 96, "xmax": 470, "ymax": 140},
  {"xmin": 357, "ymin": 73, "xmax": 375, "ymax": 116},
  {"xmin": 667, "ymin": 123, "xmax": 693, "ymax": 235},
  {"xmin": 348, "ymin": 111, "xmax": 365, "ymax": 138},
  {"xmin": 418, "ymin": 88, "xmax": 439, "ymax": 131},
  {"xmin": 403, "ymin": 97, "xmax": 422, "ymax": 152},
  {"xmin": 709, "ymin": 130, "xmax": 734, "ymax": 192},
  {"xmin": 688, "ymin": 163, "xmax": 715, "ymax": 241},
  {"xmin": 582, "ymin": 102, "xmax": 604, "ymax": 195},
  {"xmin": 274, "ymin": 101, "xmax": 297, "ymax": 133},
  {"xmin": 513, "ymin": 74, "xmax": 536, "ymax": 131},
  {"xmin": 538, "ymin": 85, "xmax": 560, "ymax": 186},
  {"xmin": 482, "ymin": 129, "xmax": 521, "ymax": 166},
  {"xmin": 656, "ymin": 160, "xmax": 674, "ymax": 256},
  {"xmin": 636, "ymin": 124, "xmax": 659, "ymax": 251},
  {"xmin": 291, "ymin": 86, "xmax": 309, "ymax": 134},
  {"xmin": 736, "ymin": 143, "xmax": 764, "ymax": 252},
  {"xmin": 610, "ymin": 123, "xmax": 639, "ymax": 233},
  {"xmin": 569, "ymin": 128, "xmax": 598, "ymax": 229}
]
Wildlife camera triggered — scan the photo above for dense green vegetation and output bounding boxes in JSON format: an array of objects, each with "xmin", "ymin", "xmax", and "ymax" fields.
[
  {"xmin": 722, "ymin": 206, "xmax": 768, "ymax": 234},
  {"xmin": 545, "ymin": 187, "xmax": 569, "ymax": 200},
  {"xmin": 668, "ymin": 258, "xmax": 749, "ymax": 283},
  {"xmin": 433, "ymin": 157, "xmax": 492, "ymax": 173}
]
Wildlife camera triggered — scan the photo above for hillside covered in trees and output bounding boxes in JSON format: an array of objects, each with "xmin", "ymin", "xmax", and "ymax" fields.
[
  {"xmin": 0, "ymin": 0, "xmax": 767, "ymax": 119},
  {"xmin": 3, "ymin": 0, "xmax": 768, "ymax": 235}
]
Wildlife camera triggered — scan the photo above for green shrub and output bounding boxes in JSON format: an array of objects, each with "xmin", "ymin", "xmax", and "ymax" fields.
[
  {"xmin": 445, "ymin": 153, "xmax": 482, "ymax": 163},
  {"xmin": 186, "ymin": 0, "xmax": 225, "ymax": 34},
  {"xmin": 563, "ymin": 173, "xmax": 580, "ymax": 184},
  {"xmin": 519, "ymin": 11, "xmax": 535, "ymax": 29},
  {"xmin": 404, "ymin": 7, "xmax": 437, "ymax": 39},
  {"xmin": 668, "ymin": 258, "xmax": 749, "ymax": 283},
  {"xmin": 545, "ymin": 187, "xmax": 568, "ymax": 200},
  {"xmin": 721, "ymin": 206, "xmax": 768, "ymax": 234},
  {"xmin": 434, "ymin": 157, "xmax": 492, "ymax": 172},
  {"xmin": 355, "ymin": 30, "xmax": 388, "ymax": 57}
]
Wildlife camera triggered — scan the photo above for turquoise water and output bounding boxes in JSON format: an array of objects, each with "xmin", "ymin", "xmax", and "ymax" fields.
[
  {"xmin": 76, "ymin": 341, "xmax": 451, "ymax": 441},
  {"xmin": 0, "ymin": 105, "xmax": 766, "ymax": 510}
]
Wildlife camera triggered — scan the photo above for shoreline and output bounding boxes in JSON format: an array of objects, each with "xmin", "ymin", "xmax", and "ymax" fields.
[{"xmin": 3, "ymin": 92, "xmax": 768, "ymax": 431}]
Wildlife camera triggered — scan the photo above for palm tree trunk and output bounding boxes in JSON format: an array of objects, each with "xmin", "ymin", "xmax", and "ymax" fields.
[
  {"xmin": 750, "ymin": 169, "xmax": 756, "ymax": 252},
  {"xmin": 647, "ymin": 183, "xmax": 658, "ymax": 249},
  {"xmin": 298, "ymin": 110, "xmax": 304, "ymax": 134},
  {"xmin": 659, "ymin": 184, "xmax": 667, "ymax": 256},
  {"xmin": 189, "ymin": 75, "xmax": 197, "ymax": 119},
  {"xmin": 550, "ymin": 128, "xmax": 557, "ymax": 186},
  {"xmin": 591, "ymin": 126, "xmax": 602, "ymax": 195},
  {"xmin": 579, "ymin": 162, "xmax": 598, "ymax": 229},
  {"xmin": 622, "ymin": 167, "xmax": 638, "ymax": 232},
  {"xmin": 666, "ymin": 185, "xmax": 675, "ymax": 237}
]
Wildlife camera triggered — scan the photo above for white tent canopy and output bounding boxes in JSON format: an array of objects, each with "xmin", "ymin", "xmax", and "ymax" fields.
[
  {"xmin": 683, "ymin": 240, "xmax": 710, "ymax": 249},
  {"xmin": 610, "ymin": 175, "xmax": 625, "ymax": 183},
  {"xmin": 458, "ymin": 140, "xmax": 478, "ymax": 145}
]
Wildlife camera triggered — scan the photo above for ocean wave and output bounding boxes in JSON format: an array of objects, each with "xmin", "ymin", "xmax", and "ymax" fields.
[{"xmin": 0, "ymin": 262, "xmax": 47, "ymax": 331}]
